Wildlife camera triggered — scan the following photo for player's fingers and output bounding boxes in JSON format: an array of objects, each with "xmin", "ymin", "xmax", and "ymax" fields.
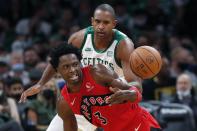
[
  {"xmin": 109, "ymin": 91, "xmax": 123, "ymax": 99},
  {"xmin": 109, "ymin": 87, "xmax": 120, "ymax": 93},
  {"xmin": 107, "ymin": 91, "xmax": 131, "ymax": 104},
  {"xmin": 19, "ymin": 93, "xmax": 26, "ymax": 103},
  {"xmin": 108, "ymin": 95, "xmax": 126, "ymax": 105},
  {"xmin": 106, "ymin": 92, "xmax": 121, "ymax": 104}
]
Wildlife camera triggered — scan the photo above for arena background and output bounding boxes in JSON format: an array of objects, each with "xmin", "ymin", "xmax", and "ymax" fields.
[{"xmin": 0, "ymin": 0, "xmax": 197, "ymax": 131}]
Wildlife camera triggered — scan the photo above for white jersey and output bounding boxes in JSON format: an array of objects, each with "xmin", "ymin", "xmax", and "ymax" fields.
[{"xmin": 81, "ymin": 26, "xmax": 128, "ymax": 77}]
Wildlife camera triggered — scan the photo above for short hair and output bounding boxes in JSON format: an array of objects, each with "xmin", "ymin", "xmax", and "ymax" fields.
[
  {"xmin": 94, "ymin": 4, "xmax": 116, "ymax": 18},
  {"xmin": 5, "ymin": 77, "xmax": 23, "ymax": 87},
  {"xmin": 49, "ymin": 42, "xmax": 82, "ymax": 69}
]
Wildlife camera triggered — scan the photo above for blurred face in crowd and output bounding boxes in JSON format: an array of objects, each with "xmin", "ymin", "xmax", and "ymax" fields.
[
  {"xmin": 24, "ymin": 49, "xmax": 40, "ymax": 67},
  {"xmin": 40, "ymin": 80, "xmax": 57, "ymax": 101},
  {"xmin": 9, "ymin": 83, "xmax": 23, "ymax": 101},
  {"xmin": 92, "ymin": 9, "xmax": 117, "ymax": 39},
  {"xmin": 176, "ymin": 74, "xmax": 192, "ymax": 92},
  {"xmin": 10, "ymin": 51, "xmax": 23, "ymax": 65}
]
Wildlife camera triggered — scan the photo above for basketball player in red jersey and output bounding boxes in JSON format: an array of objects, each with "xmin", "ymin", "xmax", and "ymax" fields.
[{"xmin": 48, "ymin": 44, "xmax": 160, "ymax": 131}]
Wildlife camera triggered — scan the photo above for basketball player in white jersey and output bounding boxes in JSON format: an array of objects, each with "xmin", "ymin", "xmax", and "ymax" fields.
[{"xmin": 19, "ymin": 4, "xmax": 141, "ymax": 131}]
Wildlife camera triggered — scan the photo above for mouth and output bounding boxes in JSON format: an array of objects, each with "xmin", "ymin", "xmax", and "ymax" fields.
[
  {"xmin": 69, "ymin": 73, "xmax": 79, "ymax": 81},
  {"xmin": 97, "ymin": 32, "xmax": 105, "ymax": 37}
]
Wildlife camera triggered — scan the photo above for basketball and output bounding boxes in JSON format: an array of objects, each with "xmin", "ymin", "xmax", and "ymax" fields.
[{"xmin": 129, "ymin": 46, "xmax": 162, "ymax": 79}]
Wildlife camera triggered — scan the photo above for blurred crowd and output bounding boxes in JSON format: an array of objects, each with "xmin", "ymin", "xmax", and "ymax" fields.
[{"xmin": 0, "ymin": 0, "xmax": 197, "ymax": 130}]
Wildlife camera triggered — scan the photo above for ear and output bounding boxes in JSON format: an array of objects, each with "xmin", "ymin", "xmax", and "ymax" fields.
[
  {"xmin": 112, "ymin": 20, "xmax": 117, "ymax": 28},
  {"xmin": 91, "ymin": 17, "xmax": 94, "ymax": 26}
]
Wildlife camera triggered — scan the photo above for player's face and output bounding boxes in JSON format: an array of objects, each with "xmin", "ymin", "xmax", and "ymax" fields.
[
  {"xmin": 92, "ymin": 9, "xmax": 117, "ymax": 38},
  {"xmin": 57, "ymin": 54, "xmax": 82, "ymax": 86}
]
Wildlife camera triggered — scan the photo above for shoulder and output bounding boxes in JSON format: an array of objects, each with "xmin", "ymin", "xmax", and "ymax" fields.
[
  {"xmin": 116, "ymin": 36, "xmax": 134, "ymax": 61},
  {"xmin": 68, "ymin": 28, "xmax": 86, "ymax": 48},
  {"xmin": 114, "ymin": 29, "xmax": 128, "ymax": 41}
]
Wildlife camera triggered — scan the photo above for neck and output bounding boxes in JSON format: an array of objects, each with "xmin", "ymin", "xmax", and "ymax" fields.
[
  {"xmin": 94, "ymin": 31, "xmax": 114, "ymax": 49},
  {"xmin": 67, "ymin": 78, "xmax": 83, "ymax": 93}
]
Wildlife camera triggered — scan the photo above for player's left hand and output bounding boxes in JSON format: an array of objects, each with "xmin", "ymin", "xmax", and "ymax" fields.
[{"xmin": 106, "ymin": 87, "xmax": 136, "ymax": 105}]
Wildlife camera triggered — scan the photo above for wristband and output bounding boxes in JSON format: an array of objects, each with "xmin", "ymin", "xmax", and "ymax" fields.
[{"xmin": 129, "ymin": 86, "xmax": 142, "ymax": 103}]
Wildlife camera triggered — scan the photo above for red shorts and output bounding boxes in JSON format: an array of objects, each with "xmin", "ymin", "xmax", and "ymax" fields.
[{"xmin": 129, "ymin": 107, "xmax": 161, "ymax": 131}]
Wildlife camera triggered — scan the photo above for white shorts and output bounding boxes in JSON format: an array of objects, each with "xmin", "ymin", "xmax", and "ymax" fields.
[{"xmin": 46, "ymin": 114, "xmax": 97, "ymax": 131}]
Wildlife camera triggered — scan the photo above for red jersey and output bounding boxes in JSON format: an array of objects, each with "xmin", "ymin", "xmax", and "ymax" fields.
[{"xmin": 61, "ymin": 66, "xmax": 160, "ymax": 131}]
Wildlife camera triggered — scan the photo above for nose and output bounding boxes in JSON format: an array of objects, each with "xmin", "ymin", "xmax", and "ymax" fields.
[
  {"xmin": 69, "ymin": 66, "xmax": 75, "ymax": 73},
  {"xmin": 98, "ymin": 23, "xmax": 104, "ymax": 30}
]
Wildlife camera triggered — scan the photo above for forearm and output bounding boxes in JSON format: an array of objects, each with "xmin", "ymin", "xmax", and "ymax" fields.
[
  {"xmin": 57, "ymin": 96, "xmax": 78, "ymax": 131},
  {"xmin": 62, "ymin": 117, "xmax": 78, "ymax": 131},
  {"xmin": 37, "ymin": 64, "xmax": 56, "ymax": 86},
  {"xmin": 120, "ymin": 77, "xmax": 142, "ymax": 93}
]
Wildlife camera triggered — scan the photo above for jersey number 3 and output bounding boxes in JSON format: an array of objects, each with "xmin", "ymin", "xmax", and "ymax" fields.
[{"xmin": 94, "ymin": 111, "xmax": 107, "ymax": 125}]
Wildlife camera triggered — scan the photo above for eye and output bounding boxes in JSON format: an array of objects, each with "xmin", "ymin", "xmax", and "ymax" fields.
[
  {"xmin": 95, "ymin": 19, "xmax": 100, "ymax": 24},
  {"xmin": 103, "ymin": 21, "xmax": 109, "ymax": 25},
  {"xmin": 73, "ymin": 62, "xmax": 79, "ymax": 67},
  {"xmin": 63, "ymin": 65, "xmax": 69, "ymax": 69}
]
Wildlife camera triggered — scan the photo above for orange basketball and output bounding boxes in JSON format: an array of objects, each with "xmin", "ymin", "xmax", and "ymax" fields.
[{"xmin": 129, "ymin": 46, "xmax": 162, "ymax": 79}]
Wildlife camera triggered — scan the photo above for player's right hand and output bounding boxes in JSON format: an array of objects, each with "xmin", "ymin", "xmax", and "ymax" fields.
[{"xmin": 19, "ymin": 84, "xmax": 42, "ymax": 103}]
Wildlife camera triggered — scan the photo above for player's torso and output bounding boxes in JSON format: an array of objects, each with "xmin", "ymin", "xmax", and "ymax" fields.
[
  {"xmin": 61, "ymin": 67, "xmax": 140, "ymax": 131},
  {"xmin": 81, "ymin": 26, "xmax": 127, "ymax": 77}
]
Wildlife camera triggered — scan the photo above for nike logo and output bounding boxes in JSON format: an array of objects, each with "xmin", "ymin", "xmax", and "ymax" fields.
[
  {"xmin": 85, "ymin": 82, "xmax": 94, "ymax": 92},
  {"xmin": 135, "ymin": 123, "xmax": 141, "ymax": 131},
  {"xmin": 71, "ymin": 97, "xmax": 76, "ymax": 106}
]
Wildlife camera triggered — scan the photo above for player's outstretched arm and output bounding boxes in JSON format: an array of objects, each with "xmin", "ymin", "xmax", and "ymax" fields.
[
  {"xmin": 57, "ymin": 96, "xmax": 77, "ymax": 131},
  {"xmin": 19, "ymin": 64, "xmax": 56, "ymax": 103},
  {"xmin": 116, "ymin": 38, "xmax": 142, "ymax": 87},
  {"xmin": 91, "ymin": 64, "xmax": 142, "ymax": 105},
  {"xmin": 19, "ymin": 29, "xmax": 86, "ymax": 103}
]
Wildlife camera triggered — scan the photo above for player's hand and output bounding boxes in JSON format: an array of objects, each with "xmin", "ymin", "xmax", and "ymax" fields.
[
  {"xmin": 106, "ymin": 87, "xmax": 136, "ymax": 105},
  {"xmin": 19, "ymin": 84, "xmax": 42, "ymax": 103}
]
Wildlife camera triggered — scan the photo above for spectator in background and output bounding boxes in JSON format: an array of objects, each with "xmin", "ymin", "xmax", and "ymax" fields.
[
  {"xmin": 0, "ymin": 46, "xmax": 10, "ymax": 63},
  {"xmin": 5, "ymin": 77, "xmax": 24, "ymax": 102},
  {"xmin": 77, "ymin": 0, "xmax": 92, "ymax": 27},
  {"xmin": 31, "ymin": 36, "xmax": 50, "ymax": 61},
  {"xmin": 171, "ymin": 73, "xmax": 197, "ymax": 125},
  {"xmin": 145, "ymin": 0, "xmax": 168, "ymax": 31},
  {"xmin": 28, "ymin": 68, "xmax": 42, "ymax": 86},
  {"xmin": 9, "ymin": 51, "xmax": 23, "ymax": 65},
  {"xmin": 114, "ymin": 1, "xmax": 133, "ymax": 35},
  {"xmin": 170, "ymin": 46, "xmax": 195, "ymax": 77},
  {"xmin": 25, "ymin": 80, "xmax": 57, "ymax": 131},
  {"xmin": 15, "ymin": 4, "xmax": 51, "ymax": 37},
  {"xmin": 7, "ymin": 52, "xmax": 30, "ymax": 85},
  {"xmin": 0, "ymin": 61, "xmax": 9, "ymax": 79},
  {"xmin": 0, "ymin": 79, "xmax": 22, "ymax": 131},
  {"xmin": 11, "ymin": 33, "xmax": 30, "ymax": 53},
  {"xmin": 23, "ymin": 47, "xmax": 40, "ymax": 71}
]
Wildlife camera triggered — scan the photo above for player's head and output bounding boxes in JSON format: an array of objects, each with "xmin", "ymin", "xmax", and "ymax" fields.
[
  {"xmin": 92, "ymin": 4, "xmax": 117, "ymax": 38},
  {"xmin": 50, "ymin": 43, "xmax": 83, "ymax": 85}
]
